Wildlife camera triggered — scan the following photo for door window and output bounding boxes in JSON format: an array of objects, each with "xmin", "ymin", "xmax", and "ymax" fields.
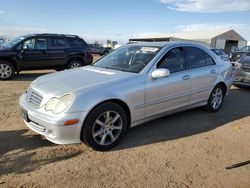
[
  {"xmin": 157, "ymin": 47, "xmax": 185, "ymax": 73},
  {"xmin": 204, "ymin": 53, "xmax": 215, "ymax": 66},
  {"xmin": 23, "ymin": 38, "xmax": 47, "ymax": 50},
  {"xmin": 185, "ymin": 47, "xmax": 206, "ymax": 69}
]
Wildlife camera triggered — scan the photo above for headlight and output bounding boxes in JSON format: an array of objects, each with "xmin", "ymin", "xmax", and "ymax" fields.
[
  {"xmin": 45, "ymin": 94, "xmax": 74, "ymax": 114},
  {"xmin": 234, "ymin": 62, "xmax": 242, "ymax": 69}
]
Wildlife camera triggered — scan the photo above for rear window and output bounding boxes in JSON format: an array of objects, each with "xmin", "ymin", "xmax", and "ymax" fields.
[{"xmin": 67, "ymin": 38, "xmax": 88, "ymax": 48}]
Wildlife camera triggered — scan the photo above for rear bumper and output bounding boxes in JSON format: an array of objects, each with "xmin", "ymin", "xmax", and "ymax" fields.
[
  {"xmin": 233, "ymin": 81, "xmax": 250, "ymax": 87},
  {"xmin": 19, "ymin": 94, "xmax": 88, "ymax": 144}
]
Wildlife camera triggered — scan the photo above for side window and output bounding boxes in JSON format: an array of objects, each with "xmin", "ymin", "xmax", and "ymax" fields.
[
  {"xmin": 23, "ymin": 38, "xmax": 47, "ymax": 50},
  {"xmin": 204, "ymin": 53, "xmax": 215, "ymax": 66},
  {"xmin": 186, "ymin": 47, "xmax": 206, "ymax": 69},
  {"xmin": 67, "ymin": 38, "xmax": 87, "ymax": 48},
  {"xmin": 157, "ymin": 47, "xmax": 185, "ymax": 73},
  {"xmin": 49, "ymin": 37, "xmax": 66, "ymax": 49}
]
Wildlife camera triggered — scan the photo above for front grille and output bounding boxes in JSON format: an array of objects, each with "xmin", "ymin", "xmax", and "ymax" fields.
[
  {"xmin": 242, "ymin": 66, "xmax": 250, "ymax": 73},
  {"xmin": 26, "ymin": 88, "xmax": 43, "ymax": 108}
]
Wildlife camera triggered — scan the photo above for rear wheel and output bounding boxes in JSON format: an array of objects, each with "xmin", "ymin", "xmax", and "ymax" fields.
[
  {"xmin": 82, "ymin": 102, "xmax": 127, "ymax": 151},
  {"xmin": 205, "ymin": 85, "xmax": 225, "ymax": 112},
  {"xmin": 0, "ymin": 61, "xmax": 15, "ymax": 80},
  {"xmin": 67, "ymin": 59, "xmax": 83, "ymax": 69}
]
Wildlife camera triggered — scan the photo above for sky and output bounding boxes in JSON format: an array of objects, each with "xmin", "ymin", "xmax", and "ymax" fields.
[{"xmin": 0, "ymin": 0, "xmax": 250, "ymax": 44}]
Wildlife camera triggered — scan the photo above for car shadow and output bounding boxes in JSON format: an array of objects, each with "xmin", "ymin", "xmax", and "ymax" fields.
[
  {"xmin": 114, "ymin": 87, "xmax": 250, "ymax": 151},
  {"xmin": 0, "ymin": 129, "xmax": 82, "ymax": 176},
  {"xmin": 14, "ymin": 70, "xmax": 55, "ymax": 81}
]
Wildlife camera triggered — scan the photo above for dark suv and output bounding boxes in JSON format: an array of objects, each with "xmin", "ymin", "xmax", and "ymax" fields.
[{"xmin": 0, "ymin": 33, "xmax": 93, "ymax": 80}]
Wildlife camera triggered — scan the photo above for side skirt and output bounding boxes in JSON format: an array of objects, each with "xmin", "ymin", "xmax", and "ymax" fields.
[{"xmin": 130, "ymin": 100, "xmax": 207, "ymax": 128}]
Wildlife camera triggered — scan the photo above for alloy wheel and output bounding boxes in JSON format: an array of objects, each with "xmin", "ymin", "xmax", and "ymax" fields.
[
  {"xmin": 211, "ymin": 87, "xmax": 223, "ymax": 110},
  {"xmin": 92, "ymin": 111, "xmax": 123, "ymax": 146},
  {"xmin": 0, "ymin": 64, "xmax": 12, "ymax": 79},
  {"xmin": 70, "ymin": 62, "xmax": 82, "ymax": 69}
]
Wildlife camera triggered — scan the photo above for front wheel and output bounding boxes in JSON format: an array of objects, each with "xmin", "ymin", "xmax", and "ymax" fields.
[
  {"xmin": 205, "ymin": 85, "xmax": 225, "ymax": 112},
  {"xmin": 0, "ymin": 61, "xmax": 15, "ymax": 80},
  {"xmin": 82, "ymin": 102, "xmax": 128, "ymax": 151}
]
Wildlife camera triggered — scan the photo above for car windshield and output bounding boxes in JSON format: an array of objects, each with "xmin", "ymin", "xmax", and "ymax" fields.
[
  {"xmin": 92, "ymin": 45, "xmax": 161, "ymax": 73},
  {"xmin": 3, "ymin": 36, "xmax": 25, "ymax": 48}
]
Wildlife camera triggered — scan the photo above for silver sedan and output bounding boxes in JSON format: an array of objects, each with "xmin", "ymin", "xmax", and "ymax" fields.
[{"xmin": 20, "ymin": 42, "xmax": 233, "ymax": 151}]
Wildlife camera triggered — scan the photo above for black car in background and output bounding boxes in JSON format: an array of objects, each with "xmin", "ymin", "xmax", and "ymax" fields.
[
  {"xmin": 0, "ymin": 33, "xmax": 93, "ymax": 80},
  {"xmin": 229, "ymin": 46, "xmax": 250, "ymax": 62}
]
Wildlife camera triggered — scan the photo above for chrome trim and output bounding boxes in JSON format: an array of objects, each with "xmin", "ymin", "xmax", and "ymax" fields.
[{"xmin": 25, "ymin": 88, "xmax": 43, "ymax": 108}]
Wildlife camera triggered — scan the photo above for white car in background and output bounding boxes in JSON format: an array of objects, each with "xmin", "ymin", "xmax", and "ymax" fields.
[{"xmin": 210, "ymin": 48, "xmax": 229, "ymax": 61}]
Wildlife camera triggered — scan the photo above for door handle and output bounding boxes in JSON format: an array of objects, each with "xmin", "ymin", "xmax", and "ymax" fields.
[
  {"xmin": 210, "ymin": 69, "xmax": 216, "ymax": 74},
  {"xmin": 182, "ymin": 75, "xmax": 191, "ymax": 80}
]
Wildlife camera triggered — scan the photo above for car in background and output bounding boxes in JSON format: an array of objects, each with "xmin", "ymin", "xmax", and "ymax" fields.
[
  {"xmin": 234, "ymin": 53, "xmax": 250, "ymax": 87},
  {"xmin": 210, "ymin": 48, "xmax": 229, "ymax": 61},
  {"xmin": 0, "ymin": 38, "xmax": 6, "ymax": 47},
  {"xmin": 0, "ymin": 33, "xmax": 93, "ymax": 80},
  {"xmin": 89, "ymin": 44, "xmax": 111, "ymax": 55},
  {"xmin": 20, "ymin": 42, "xmax": 233, "ymax": 151},
  {"xmin": 229, "ymin": 46, "xmax": 250, "ymax": 62}
]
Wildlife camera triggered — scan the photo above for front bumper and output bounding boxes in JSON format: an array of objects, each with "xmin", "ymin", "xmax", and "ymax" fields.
[
  {"xmin": 19, "ymin": 94, "xmax": 88, "ymax": 144},
  {"xmin": 234, "ymin": 69, "xmax": 250, "ymax": 87}
]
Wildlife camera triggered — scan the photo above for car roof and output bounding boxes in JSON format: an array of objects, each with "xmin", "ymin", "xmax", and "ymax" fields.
[
  {"xmin": 20, "ymin": 33, "xmax": 80, "ymax": 38},
  {"xmin": 126, "ymin": 41, "xmax": 207, "ymax": 48}
]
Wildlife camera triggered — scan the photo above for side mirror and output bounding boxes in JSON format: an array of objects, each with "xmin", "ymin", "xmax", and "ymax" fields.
[
  {"xmin": 151, "ymin": 68, "xmax": 170, "ymax": 79},
  {"xmin": 23, "ymin": 45, "xmax": 28, "ymax": 50}
]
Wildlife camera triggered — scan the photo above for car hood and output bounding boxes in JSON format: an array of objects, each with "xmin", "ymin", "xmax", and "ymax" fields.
[{"xmin": 30, "ymin": 66, "xmax": 135, "ymax": 97}]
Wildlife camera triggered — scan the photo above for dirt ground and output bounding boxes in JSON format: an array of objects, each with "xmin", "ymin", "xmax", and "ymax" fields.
[{"xmin": 0, "ymin": 56, "xmax": 250, "ymax": 187}]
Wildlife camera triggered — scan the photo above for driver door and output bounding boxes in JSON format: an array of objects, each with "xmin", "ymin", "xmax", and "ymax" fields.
[
  {"xmin": 20, "ymin": 37, "xmax": 49, "ymax": 69},
  {"xmin": 145, "ymin": 46, "xmax": 191, "ymax": 117}
]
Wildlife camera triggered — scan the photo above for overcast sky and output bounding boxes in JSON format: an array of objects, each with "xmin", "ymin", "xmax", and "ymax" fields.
[{"xmin": 0, "ymin": 0, "xmax": 250, "ymax": 43}]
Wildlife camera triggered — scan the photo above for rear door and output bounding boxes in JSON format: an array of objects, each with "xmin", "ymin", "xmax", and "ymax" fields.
[
  {"xmin": 20, "ymin": 37, "xmax": 50, "ymax": 69},
  {"xmin": 145, "ymin": 46, "xmax": 191, "ymax": 117},
  {"xmin": 46, "ymin": 37, "xmax": 67, "ymax": 66},
  {"xmin": 185, "ymin": 46, "xmax": 218, "ymax": 104}
]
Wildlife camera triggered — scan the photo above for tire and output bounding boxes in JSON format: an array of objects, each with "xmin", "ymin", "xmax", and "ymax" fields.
[
  {"xmin": 205, "ymin": 85, "xmax": 225, "ymax": 112},
  {"xmin": 82, "ymin": 102, "xmax": 128, "ymax": 151},
  {"xmin": 67, "ymin": 59, "xmax": 83, "ymax": 69},
  {"xmin": 0, "ymin": 61, "xmax": 15, "ymax": 80},
  {"xmin": 55, "ymin": 67, "xmax": 65, "ymax": 71}
]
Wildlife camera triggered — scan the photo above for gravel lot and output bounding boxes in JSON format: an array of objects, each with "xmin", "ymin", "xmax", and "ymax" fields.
[{"xmin": 0, "ymin": 56, "xmax": 249, "ymax": 187}]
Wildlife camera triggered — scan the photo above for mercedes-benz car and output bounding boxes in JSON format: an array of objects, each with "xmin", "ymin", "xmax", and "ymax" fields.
[{"xmin": 20, "ymin": 42, "xmax": 233, "ymax": 151}]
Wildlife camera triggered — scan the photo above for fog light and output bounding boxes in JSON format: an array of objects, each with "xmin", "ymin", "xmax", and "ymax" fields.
[{"xmin": 48, "ymin": 129, "xmax": 56, "ymax": 137}]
